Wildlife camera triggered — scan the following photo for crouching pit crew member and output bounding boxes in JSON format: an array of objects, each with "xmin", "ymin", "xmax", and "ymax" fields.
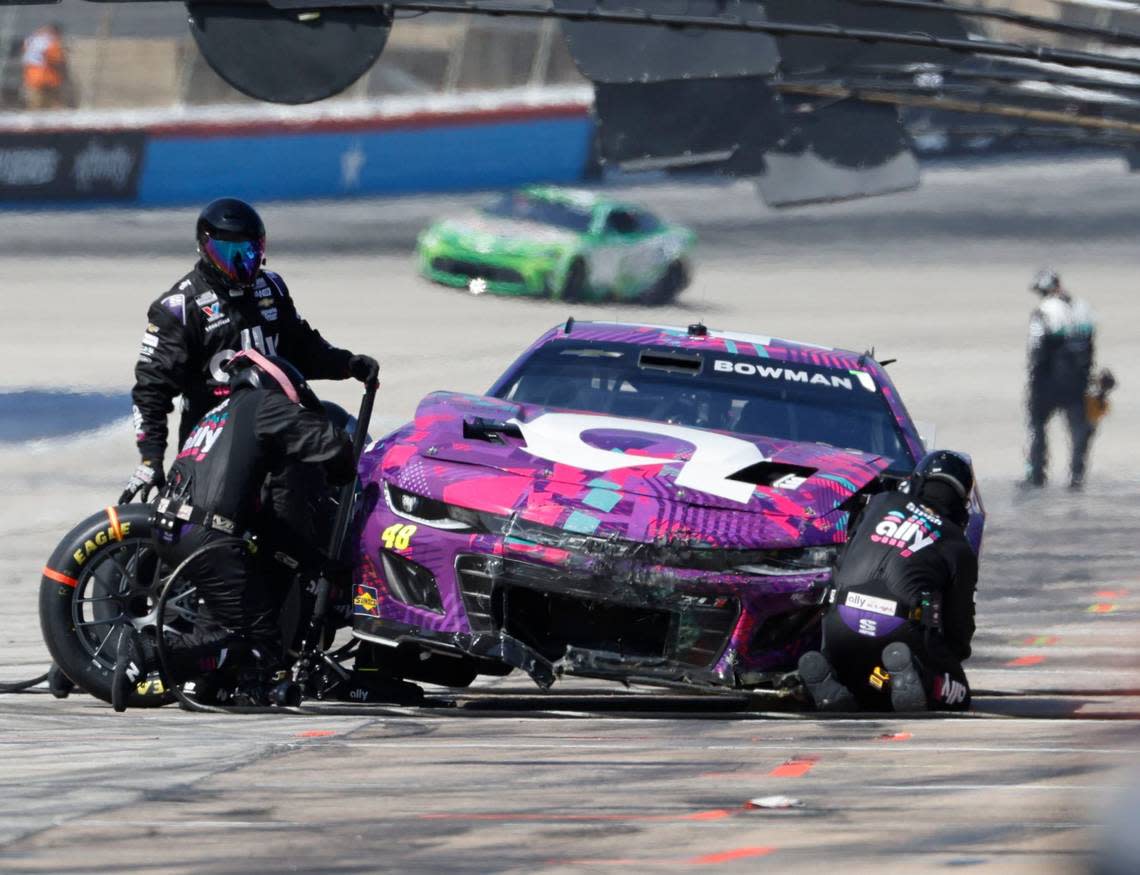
[
  {"xmin": 111, "ymin": 351, "xmax": 355, "ymax": 711},
  {"xmin": 120, "ymin": 196, "xmax": 378, "ymax": 504},
  {"xmin": 797, "ymin": 450, "xmax": 979, "ymax": 712}
]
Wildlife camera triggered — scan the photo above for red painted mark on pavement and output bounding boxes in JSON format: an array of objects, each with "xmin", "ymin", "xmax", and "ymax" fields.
[
  {"xmin": 1020, "ymin": 635, "xmax": 1059, "ymax": 646},
  {"xmin": 877, "ymin": 732, "xmax": 912, "ymax": 742},
  {"xmin": 690, "ymin": 847, "xmax": 776, "ymax": 864},
  {"xmin": 768, "ymin": 756, "xmax": 819, "ymax": 778},
  {"xmin": 1096, "ymin": 590, "xmax": 1128, "ymax": 599},
  {"xmin": 420, "ymin": 808, "xmax": 732, "ymax": 823},
  {"xmin": 295, "ymin": 730, "xmax": 337, "ymax": 738},
  {"xmin": 1006, "ymin": 655, "xmax": 1045, "ymax": 667},
  {"xmin": 1088, "ymin": 603, "xmax": 1118, "ymax": 614}
]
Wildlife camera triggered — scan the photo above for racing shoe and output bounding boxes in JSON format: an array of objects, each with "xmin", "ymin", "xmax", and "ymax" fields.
[
  {"xmin": 882, "ymin": 642, "xmax": 927, "ymax": 712},
  {"xmin": 231, "ymin": 653, "xmax": 292, "ymax": 708},
  {"xmin": 111, "ymin": 627, "xmax": 156, "ymax": 713},
  {"xmin": 798, "ymin": 650, "xmax": 857, "ymax": 712},
  {"xmin": 179, "ymin": 675, "xmax": 231, "ymax": 710}
]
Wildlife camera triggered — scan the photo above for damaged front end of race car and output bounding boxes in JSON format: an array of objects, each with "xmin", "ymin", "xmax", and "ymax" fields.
[
  {"xmin": 355, "ymin": 506, "xmax": 841, "ymax": 691},
  {"xmin": 349, "ymin": 389, "xmax": 896, "ymax": 694}
]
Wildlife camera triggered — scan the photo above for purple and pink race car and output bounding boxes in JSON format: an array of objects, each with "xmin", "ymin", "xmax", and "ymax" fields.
[{"xmin": 350, "ymin": 320, "xmax": 984, "ymax": 693}]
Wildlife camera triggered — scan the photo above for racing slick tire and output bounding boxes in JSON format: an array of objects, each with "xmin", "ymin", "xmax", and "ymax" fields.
[
  {"xmin": 39, "ymin": 505, "xmax": 174, "ymax": 708},
  {"xmin": 560, "ymin": 258, "xmax": 588, "ymax": 303},
  {"xmin": 642, "ymin": 260, "xmax": 689, "ymax": 305}
]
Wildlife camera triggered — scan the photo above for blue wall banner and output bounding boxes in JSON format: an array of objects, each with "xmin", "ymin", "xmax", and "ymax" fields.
[
  {"xmin": 0, "ymin": 93, "xmax": 596, "ymax": 207},
  {"xmin": 138, "ymin": 108, "xmax": 594, "ymax": 206}
]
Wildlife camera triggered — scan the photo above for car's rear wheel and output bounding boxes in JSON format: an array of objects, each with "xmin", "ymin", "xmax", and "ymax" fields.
[
  {"xmin": 560, "ymin": 258, "xmax": 588, "ymax": 303},
  {"xmin": 642, "ymin": 260, "xmax": 689, "ymax": 305}
]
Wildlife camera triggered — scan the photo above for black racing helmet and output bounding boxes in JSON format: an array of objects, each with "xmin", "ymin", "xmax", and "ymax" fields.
[
  {"xmin": 197, "ymin": 197, "xmax": 266, "ymax": 287},
  {"xmin": 913, "ymin": 450, "xmax": 975, "ymax": 503},
  {"xmin": 223, "ymin": 350, "xmax": 321, "ymax": 411}
]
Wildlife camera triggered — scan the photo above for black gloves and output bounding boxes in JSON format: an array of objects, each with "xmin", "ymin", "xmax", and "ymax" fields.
[
  {"xmin": 118, "ymin": 459, "xmax": 166, "ymax": 505},
  {"xmin": 348, "ymin": 354, "xmax": 380, "ymax": 387}
]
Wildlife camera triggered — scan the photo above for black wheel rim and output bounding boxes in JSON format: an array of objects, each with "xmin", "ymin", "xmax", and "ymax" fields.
[
  {"xmin": 70, "ymin": 540, "xmax": 161, "ymax": 669},
  {"xmin": 69, "ymin": 539, "xmax": 213, "ymax": 672}
]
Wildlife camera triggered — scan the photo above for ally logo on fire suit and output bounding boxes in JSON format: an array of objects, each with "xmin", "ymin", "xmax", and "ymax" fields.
[
  {"xmin": 176, "ymin": 401, "xmax": 230, "ymax": 462},
  {"xmin": 870, "ymin": 506, "xmax": 941, "ymax": 557}
]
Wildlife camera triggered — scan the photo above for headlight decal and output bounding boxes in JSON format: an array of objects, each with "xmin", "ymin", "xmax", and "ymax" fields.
[
  {"xmin": 385, "ymin": 481, "xmax": 509, "ymax": 534},
  {"xmin": 384, "ymin": 481, "xmax": 473, "ymax": 531}
]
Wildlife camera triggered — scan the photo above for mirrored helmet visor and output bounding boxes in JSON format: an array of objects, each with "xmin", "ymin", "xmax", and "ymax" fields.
[{"xmin": 202, "ymin": 235, "xmax": 265, "ymax": 285}]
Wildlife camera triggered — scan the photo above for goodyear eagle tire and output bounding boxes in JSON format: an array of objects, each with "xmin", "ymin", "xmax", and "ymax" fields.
[{"xmin": 39, "ymin": 505, "xmax": 174, "ymax": 708}]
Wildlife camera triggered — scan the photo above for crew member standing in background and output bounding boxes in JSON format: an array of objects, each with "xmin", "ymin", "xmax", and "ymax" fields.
[
  {"xmin": 21, "ymin": 23, "xmax": 70, "ymax": 110},
  {"xmin": 1024, "ymin": 268, "xmax": 1096, "ymax": 489}
]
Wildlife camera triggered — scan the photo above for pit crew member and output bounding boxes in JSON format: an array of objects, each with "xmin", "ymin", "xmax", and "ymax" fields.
[
  {"xmin": 121, "ymin": 197, "xmax": 378, "ymax": 503},
  {"xmin": 1024, "ymin": 268, "xmax": 1096, "ymax": 489},
  {"xmin": 112, "ymin": 351, "xmax": 356, "ymax": 711},
  {"xmin": 798, "ymin": 451, "xmax": 978, "ymax": 712}
]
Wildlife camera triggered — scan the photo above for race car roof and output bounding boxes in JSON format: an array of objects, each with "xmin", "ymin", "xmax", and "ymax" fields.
[
  {"xmin": 537, "ymin": 320, "xmax": 873, "ymax": 371},
  {"xmin": 520, "ymin": 186, "xmax": 616, "ymax": 211}
]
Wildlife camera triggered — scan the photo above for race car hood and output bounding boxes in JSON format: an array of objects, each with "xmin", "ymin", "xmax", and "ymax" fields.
[
  {"xmin": 436, "ymin": 214, "xmax": 581, "ymax": 250},
  {"xmin": 373, "ymin": 392, "xmax": 892, "ymax": 547}
]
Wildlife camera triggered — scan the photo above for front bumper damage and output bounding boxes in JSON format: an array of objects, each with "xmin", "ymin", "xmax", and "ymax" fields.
[
  {"xmin": 356, "ymin": 616, "xmax": 757, "ymax": 691},
  {"xmin": 354, "ymin": 531, "xmax": 833, "ymax": 692}
]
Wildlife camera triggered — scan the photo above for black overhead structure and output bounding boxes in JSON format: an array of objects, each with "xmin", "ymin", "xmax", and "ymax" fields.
[
  {"xmin": 5, "ymin": 0, "xmax": 1140, "ymax": 202},
  {"xmin": 187, "ymin": 3, "xmax": 392, "ymax": 104}
]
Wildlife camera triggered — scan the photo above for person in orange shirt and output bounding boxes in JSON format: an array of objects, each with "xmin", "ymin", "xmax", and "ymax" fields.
[{"xmin": 22, "ymin": 23, "xmax": 70, "ymax": 110}]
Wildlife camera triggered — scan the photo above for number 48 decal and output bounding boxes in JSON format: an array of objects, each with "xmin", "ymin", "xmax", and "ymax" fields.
[{"xmin": 381, "ymin": 523, "xmax": 417, "ymax": 551}]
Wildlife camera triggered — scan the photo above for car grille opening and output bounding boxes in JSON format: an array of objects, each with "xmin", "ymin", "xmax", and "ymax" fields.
[
  {"xmin": 431, "ymin": 257, "xmax": 524, "ymax": 285},
  {"xmin": 674, "ymin": 598, "xmax": 740, "ymax": 668},
  {"xmin": 750, "ymin": 605, "xmax": 824, "ymax": 653},
  {"xmin": 456, "ymin": 555, "xmax": 497, "ymax": 633},
  {"xmin": 502, "ymin": 585, "xmax": 673, "ymax": 663},
  {"xmin": 455, "ymin": 555, "xmax": 738, "ymax": 669}
]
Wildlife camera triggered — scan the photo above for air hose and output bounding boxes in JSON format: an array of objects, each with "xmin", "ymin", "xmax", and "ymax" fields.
[{"xmin": 0, "ymin": 672, "xmax": 50, "ymax": 693}]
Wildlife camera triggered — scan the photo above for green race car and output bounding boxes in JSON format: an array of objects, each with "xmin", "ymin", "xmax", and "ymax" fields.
[{"xmin": 416, "ymin": 186, "xmax": 696, "ymax": 304}]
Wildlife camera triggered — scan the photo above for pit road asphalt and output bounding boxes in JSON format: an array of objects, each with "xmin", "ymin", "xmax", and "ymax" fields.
[{"xmin": 0, "ymin": 156, "xmax": 1137, "ymax": 873}]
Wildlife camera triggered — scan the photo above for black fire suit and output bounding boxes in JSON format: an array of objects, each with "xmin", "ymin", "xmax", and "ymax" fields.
[
  {"xmin": 822, "ymin": 490, "xmax": 978, "ymax": 711},
  {"xmin": 154, "ymin": 386, "xmax": 355, "ymax": 673},
  {"xmin": 1026, "ymin": 293, "xmax": 1096, "ymax": 485},
  {"xmin": 132, "ymin": 262, "xmax": 355, "ymax": 463}
]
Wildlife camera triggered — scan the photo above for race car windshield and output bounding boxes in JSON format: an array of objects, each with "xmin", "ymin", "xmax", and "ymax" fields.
[
  {"xmin": 495, "ymin": 341, "xmax": 914, "ymax": 472},
  {"xmin": 482, "ymin": 192, "xmax": 593, "ymax": 233}
]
